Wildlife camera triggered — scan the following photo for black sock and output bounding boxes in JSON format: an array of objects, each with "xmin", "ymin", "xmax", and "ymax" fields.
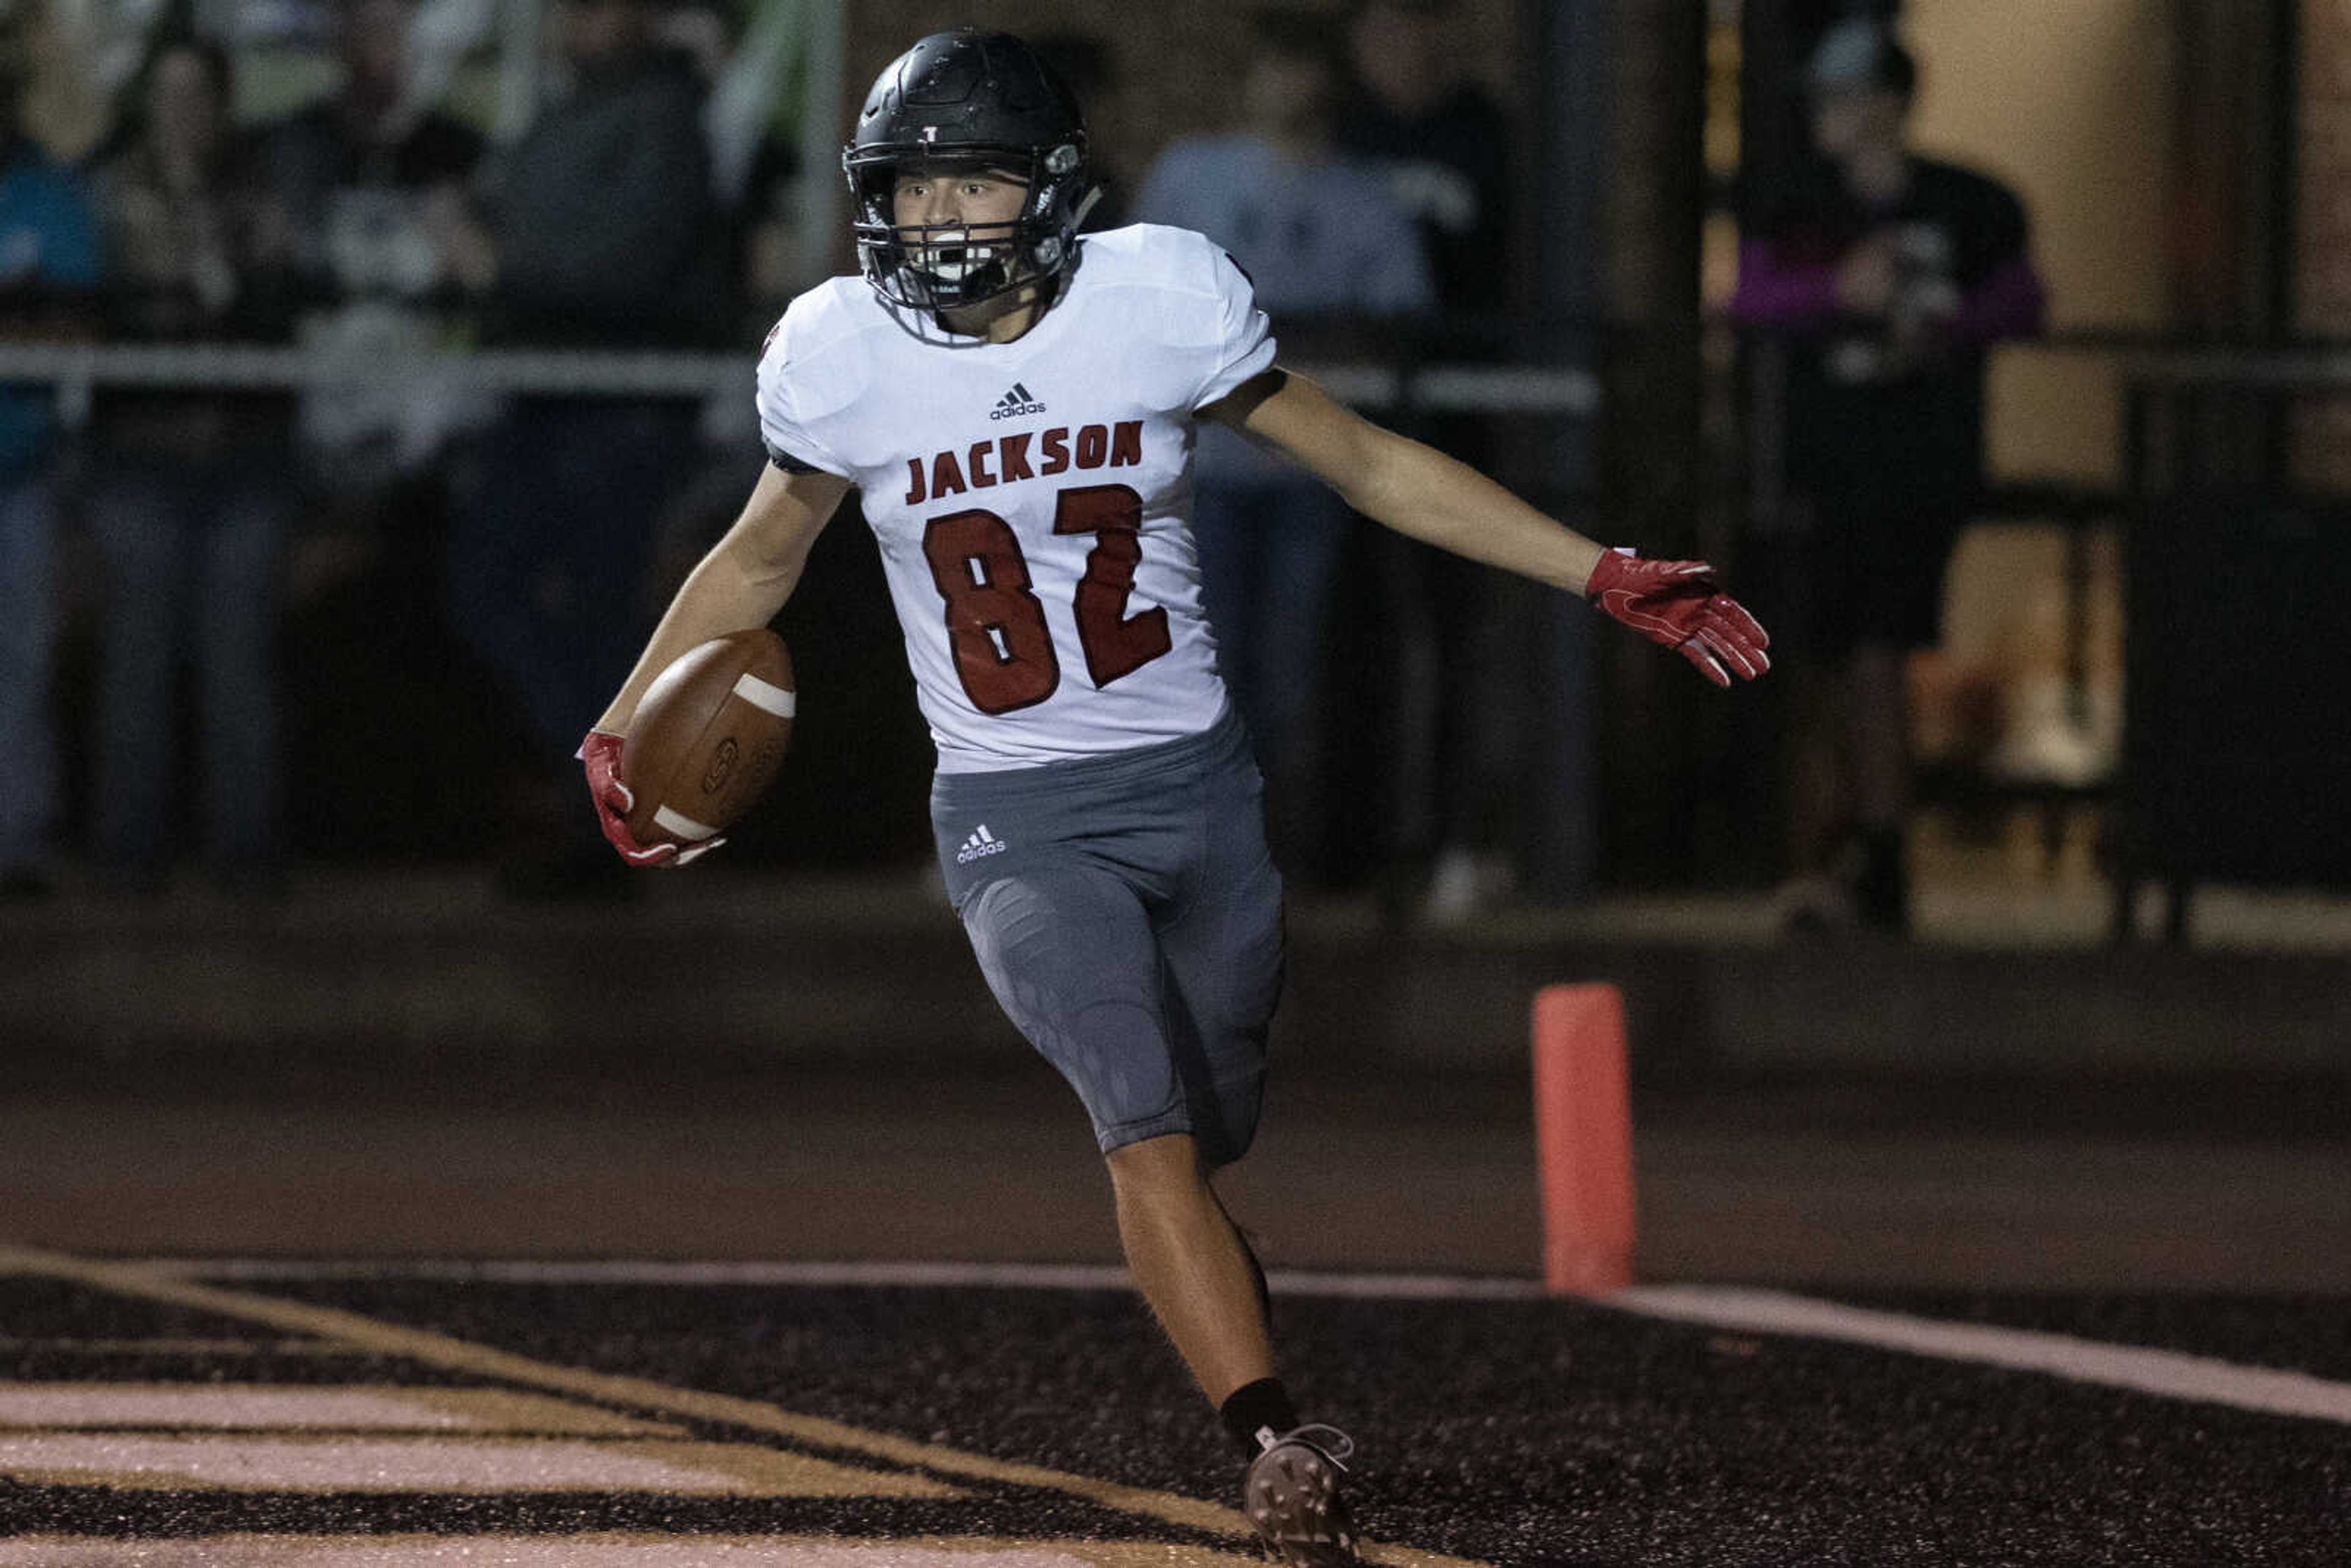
[{"xmin": 1220, "ymin": 1376, "xmax": 1301, "ymax": 1458}]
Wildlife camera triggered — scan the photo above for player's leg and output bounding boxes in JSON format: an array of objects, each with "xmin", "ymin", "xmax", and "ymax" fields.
[
  {"xmin": 1152, "ymin": 713, "xmax": 1361, "ymax": 1565},
  {"xmin": 936, "ymin": 726, "xmax": 1359, "ymax": 1563},
  {"xmin": 1097, "ymin": 1004, "xmax": 1357, "ymax": 1566},
  {"xmin": 1104, "ymin": 1131, "xmax": 1272, "ymax": 1402},
  {"xmin": 952, "ymin": 858, "xmax": 1280, "ymax": 1390}
]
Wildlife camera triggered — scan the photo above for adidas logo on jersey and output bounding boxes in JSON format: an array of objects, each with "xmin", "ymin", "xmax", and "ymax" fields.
[
  {"xmin": 991, "ymin": 383, "xmax": 1047, "ymax": 421},
  {"xmin": 956, "ymin": 824, "xmax": 1010, "ymax": 865}
]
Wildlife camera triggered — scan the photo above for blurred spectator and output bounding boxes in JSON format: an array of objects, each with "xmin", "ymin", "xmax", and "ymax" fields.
[
  {"xmin": 439, "ymin": 0, "xmax": 719, "ymax": 897},
  {"xmin": 439, "ymin": 0, "xmax": 725, "ymax": 348},
  {"xmin": 1337, "ymin": 0, "xmax": 1508, "ymax": 315},
  {"xmin": 1133, "ymin": 7, "xmax": 1431, "ymax": 875},
  {"xmin": 1730, "ymin": 19, "xmax": 2045, "ymax": 932},
  {"xmin": 674, "ymin": 0, "xmax": 783, "ymax": 219},
  {"xmin": 0, "ymin": 28, "xmax": 99, "ymax": 899},
  {"xmin": 735, "ymin": 132, "xmax": 801, "ymax": 321},
  {"xmin": 1337, "ymin": 0, "xmax": 1520, "ymax": 920},
  {"xmin": 15, "ymin": 0, "xmax": 110, "ymax": 165},
  {"xmin": 84, "ymin": 36, "xmax": 296, "ymax": 894},
  {"xmin": 258, "ymin": 0, "xmax": 487, "ymax": 497}
]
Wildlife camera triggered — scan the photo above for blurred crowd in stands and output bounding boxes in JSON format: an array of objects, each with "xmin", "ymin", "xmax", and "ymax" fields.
[
  {"xmin": 0, "ymin": 0, "xmax": 1532, "ymax": 912},
  {"xmin": 0, "ymin": 0, "xmax": 778, "ymax": 901}
]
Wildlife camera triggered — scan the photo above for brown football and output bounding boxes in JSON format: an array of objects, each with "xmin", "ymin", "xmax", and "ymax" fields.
[{"xmin": 622, "ymin": 629, "xmax": 795, "ymax": 848}]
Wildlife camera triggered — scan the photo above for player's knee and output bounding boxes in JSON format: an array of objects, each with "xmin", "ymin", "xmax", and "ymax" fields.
[{"xmin": 1104, "ymin": 1131, "xmax": 1208, "ymax": 1197}]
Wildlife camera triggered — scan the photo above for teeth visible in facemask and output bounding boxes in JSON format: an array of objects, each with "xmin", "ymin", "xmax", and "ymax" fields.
[{"xmin": 924, "ymin": 228, "xmax": 975, "ymax": 282}]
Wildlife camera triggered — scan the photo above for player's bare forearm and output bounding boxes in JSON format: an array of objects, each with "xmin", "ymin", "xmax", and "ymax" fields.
[
  {"xmin": 591, "ymin": 464, "xmax": 849, "ymax": 734},
  {"xmin": 1210, "ymin": 368, "xmax": 1607, "ymax": 595},
  {"xmin": 593, "ymin": 552, "xmax": 793, "ymax": 735},
  {"xmin": 1346, "ymin": 426, "xmax": 1607, "ymax": 593}
]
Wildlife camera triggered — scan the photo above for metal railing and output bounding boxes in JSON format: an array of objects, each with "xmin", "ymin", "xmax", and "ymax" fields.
[{"xmin": 0, "ymin": 342, "xmax": 1602, "ymax": 429}]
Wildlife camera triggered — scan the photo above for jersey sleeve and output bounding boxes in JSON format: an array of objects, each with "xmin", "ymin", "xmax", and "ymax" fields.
[
  {"xmin": 753, "ymin": 302, "xmax": 854, "ymax": 478},
  {"xmin": 1191, "ymin": 245, "xmax": 1277, "ymax": 412}
]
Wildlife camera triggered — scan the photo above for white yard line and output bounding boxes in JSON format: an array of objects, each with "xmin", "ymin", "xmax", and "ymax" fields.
[
  {"xmin": 118, "ymin": 1258, "xmax": 2351, "ymax": 1427},
  {"xmin": 1609, "ymin": 1284, "xmax": 2351, "ymax": 1427}
]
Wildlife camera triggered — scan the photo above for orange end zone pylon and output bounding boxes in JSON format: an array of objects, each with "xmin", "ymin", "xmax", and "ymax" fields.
[{"xmin": 1531, "ymin": 982, "xmax": 1636, "ymax": 1294}]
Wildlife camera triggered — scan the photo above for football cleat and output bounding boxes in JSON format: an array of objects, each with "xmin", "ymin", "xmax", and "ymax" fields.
[{"xmin": 1242, "ymin": 1423, "xmax": 1362, "ymax": 1566}]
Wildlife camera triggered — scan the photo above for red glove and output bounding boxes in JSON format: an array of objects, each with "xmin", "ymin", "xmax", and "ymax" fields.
[
  {"xmin": 1585, "ymin": 550, "xmax": 1771, "ymax": 688},
  {"xmin": 578, "ymin": 730, "xmax": 724, "ymax": 867}
]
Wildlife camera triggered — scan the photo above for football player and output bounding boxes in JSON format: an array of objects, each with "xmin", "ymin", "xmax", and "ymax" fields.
[{"xmin": 583, "ymin": 29, "xmax": 1767, "ymax": 1564}]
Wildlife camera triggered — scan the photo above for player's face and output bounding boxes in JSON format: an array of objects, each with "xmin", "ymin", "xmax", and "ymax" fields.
[
  {"xmin": 890, "ymin": 164, "xmax": 1033, "ymax": 304},
  {"xmin": 890, "ymin": 165, "xmax": 1030, "ymax": 234}
]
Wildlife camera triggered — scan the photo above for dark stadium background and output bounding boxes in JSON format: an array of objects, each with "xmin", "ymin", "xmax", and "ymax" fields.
[{"xmin": 1, "ymin": 3, "xmax": 2346, "ymax": 1564}]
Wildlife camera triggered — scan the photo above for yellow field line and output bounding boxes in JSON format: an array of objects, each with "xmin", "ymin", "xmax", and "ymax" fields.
[
  {"xmin": 0, "ymin": 1337, "xmax": 339, "ymax": 1353},
  {"xmin": 0, "ymin": 1244, "xmax": 1487, "ymax": 1568}
]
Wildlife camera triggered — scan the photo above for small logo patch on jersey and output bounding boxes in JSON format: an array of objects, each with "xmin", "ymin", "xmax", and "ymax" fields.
[
  {"xmin": 956, "ymin": 823, "xmax": 1010, "ymax": 865},
  {"xmin": 991, "ymin": 383, "xmax": 1047, "ymax": 421}
]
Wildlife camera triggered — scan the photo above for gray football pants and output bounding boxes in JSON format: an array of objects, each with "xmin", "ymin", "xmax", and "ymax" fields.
[{"xmin": 931, "ymin": 707, "xmax": 1283, "ymax": 1168}]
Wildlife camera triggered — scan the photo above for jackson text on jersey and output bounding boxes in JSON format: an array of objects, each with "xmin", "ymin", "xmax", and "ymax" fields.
[
  {"xmin": 905, "ymin": 421, "xmax": 1146, "ymax": 505},
  {"xmin": 752, "ymin": 225, "xmax": 1275, "ymax": 770}
]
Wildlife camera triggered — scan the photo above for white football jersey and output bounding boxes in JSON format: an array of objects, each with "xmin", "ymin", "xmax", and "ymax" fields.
[{"xmin": 755, "ymin": 224, "xmax": 1276, "ymax": 773}]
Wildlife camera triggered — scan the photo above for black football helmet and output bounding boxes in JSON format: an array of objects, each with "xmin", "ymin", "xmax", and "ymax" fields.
[{"xmin": 842, "ymin": 29, "xmax": 1100, "ymax": 312}]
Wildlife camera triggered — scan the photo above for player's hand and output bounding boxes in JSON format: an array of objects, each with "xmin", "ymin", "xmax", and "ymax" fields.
[
  {"xmin": 577, "ymin": 730, "xmax": 724, "ymax": 868},
  {"xmin": 1585, "ymin": 551, "xmax": 1771, "ymax": 688}
]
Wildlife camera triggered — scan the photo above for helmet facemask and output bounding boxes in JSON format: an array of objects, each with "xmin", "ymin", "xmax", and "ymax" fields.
[{"xmin": 845, "ymin": 143, "xmax": 1097, "ymax": 313}]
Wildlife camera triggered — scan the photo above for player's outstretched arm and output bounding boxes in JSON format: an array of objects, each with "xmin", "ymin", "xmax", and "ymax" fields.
[
  {"xmin": 580, "ymin": 463, "xmax": 851, "ymax": 865},
  {"xmin": 1202, "ymin": 368, "xmax": 1769, "ymax": 686}
]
